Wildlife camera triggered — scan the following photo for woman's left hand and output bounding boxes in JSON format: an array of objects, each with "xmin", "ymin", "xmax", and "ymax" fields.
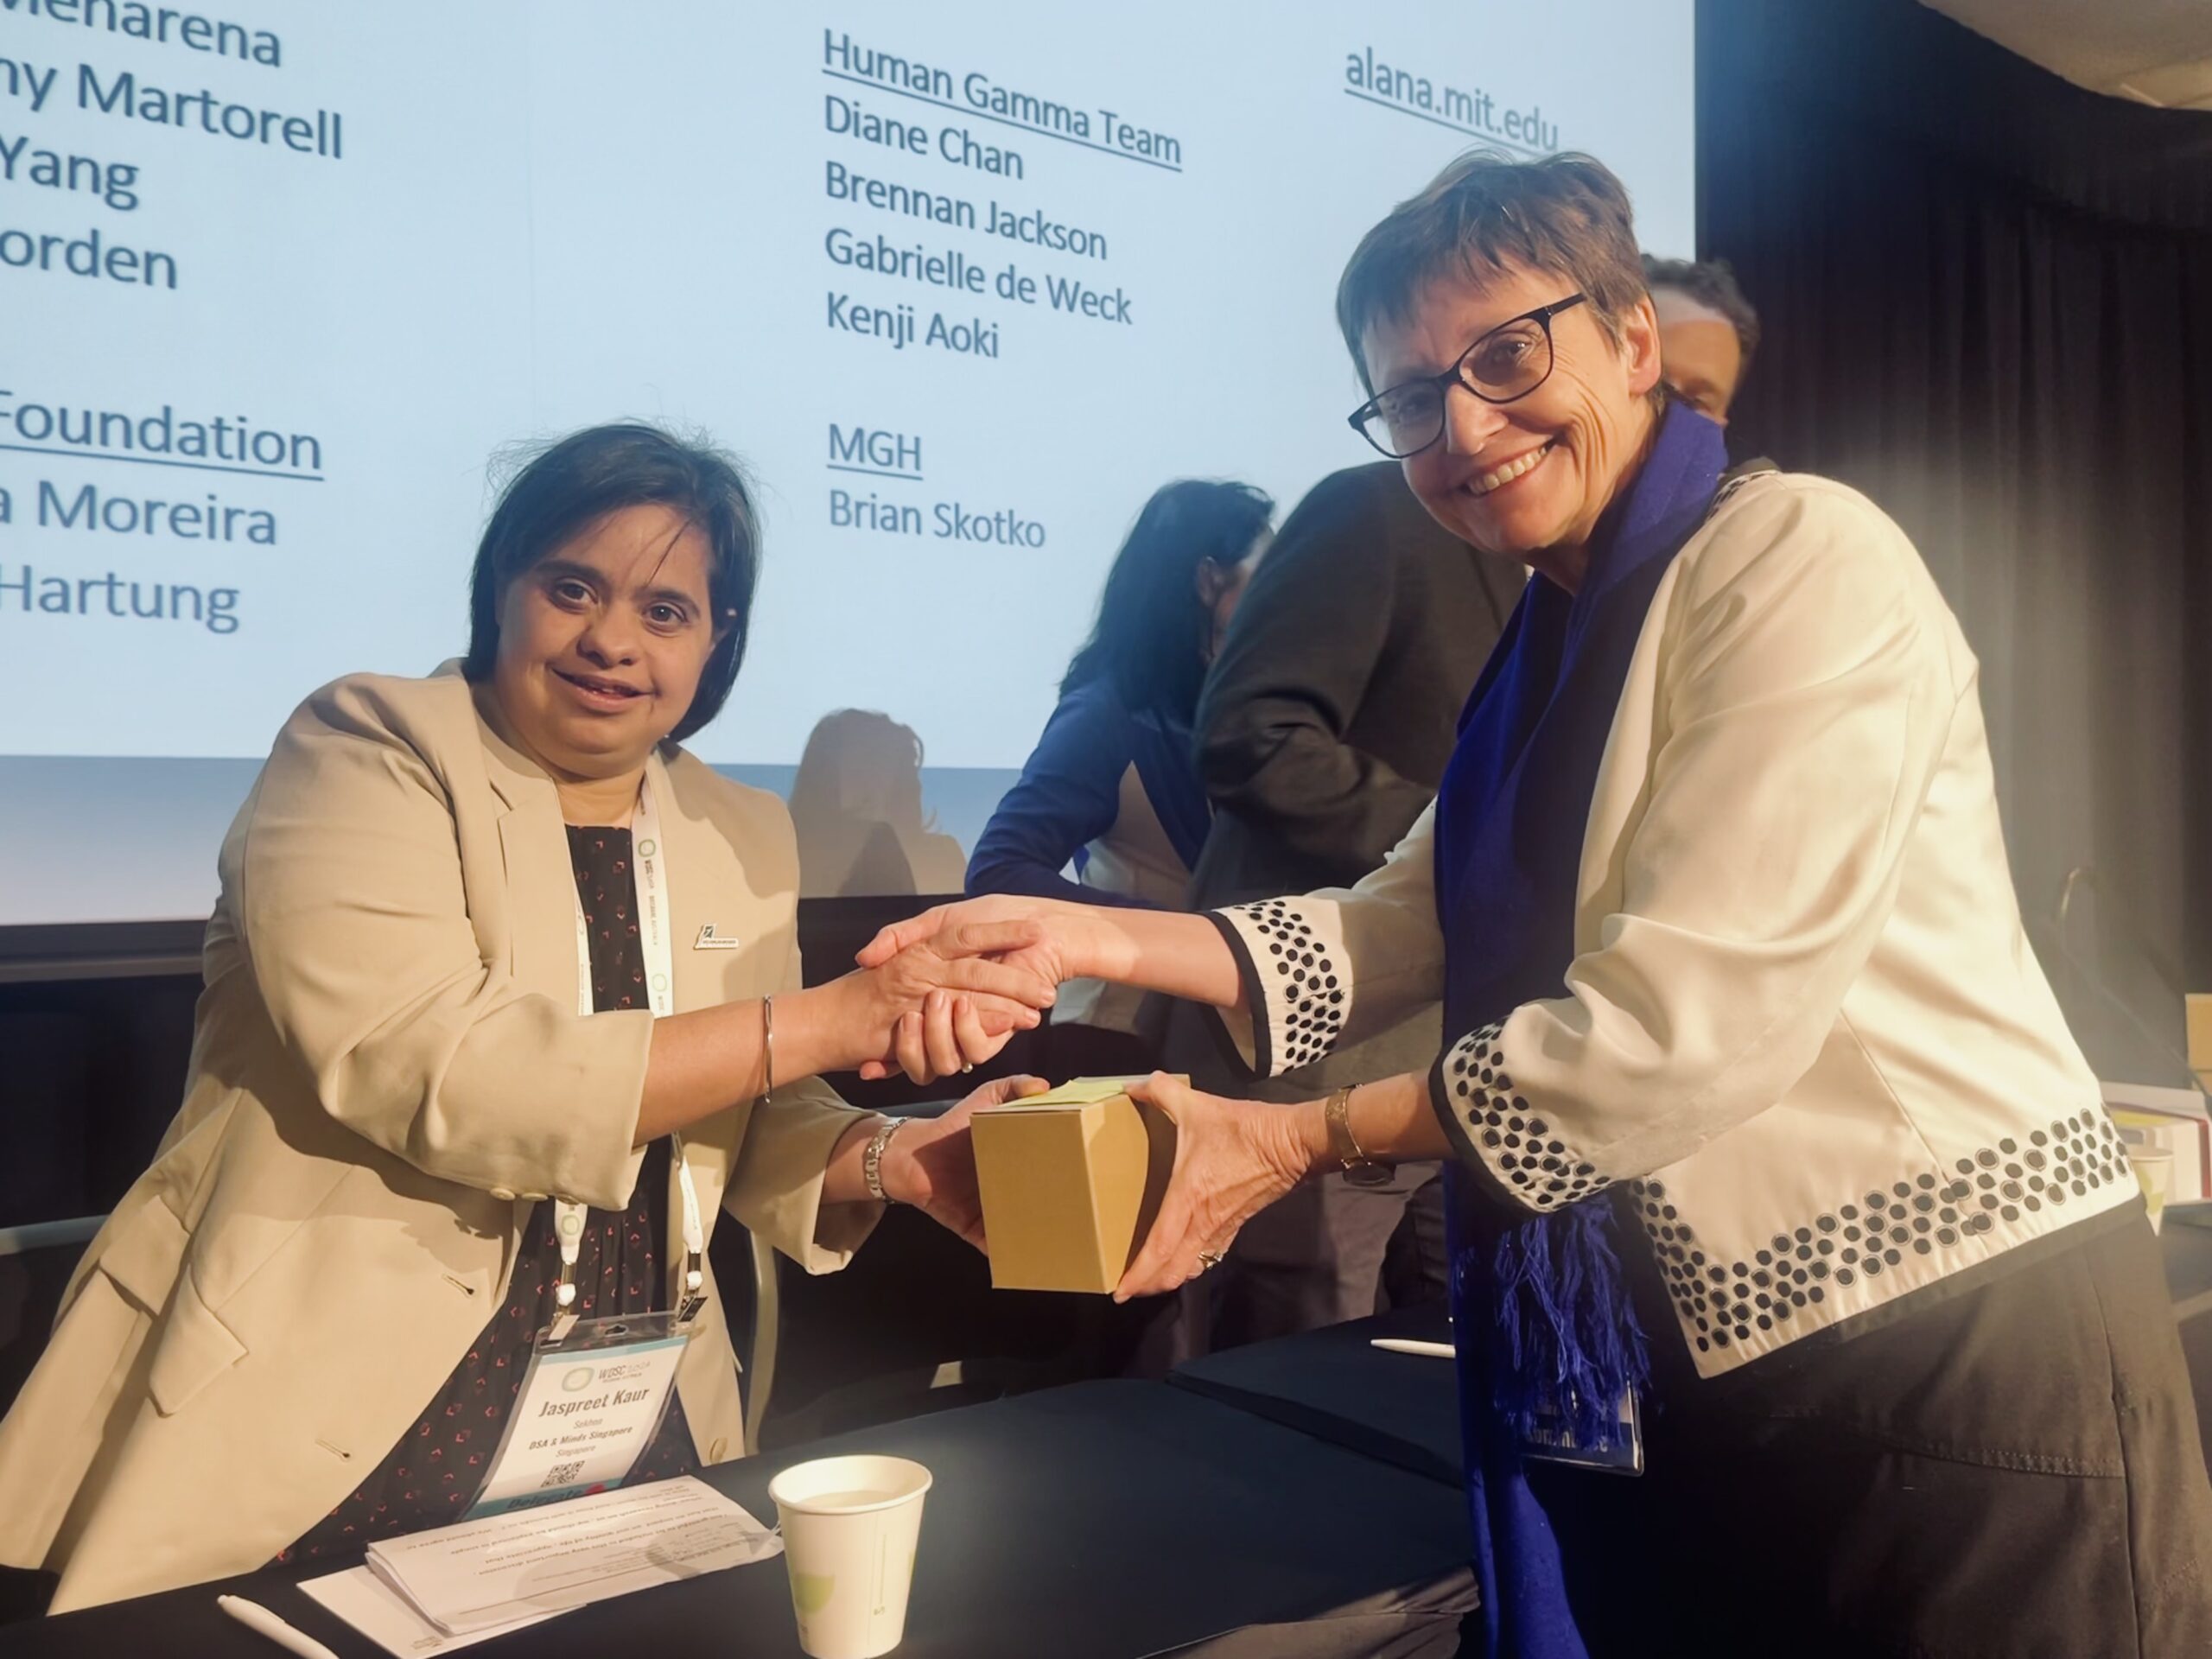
[
  {"xmin": 1113, "ymin": 1073, "xmax": 1321, "ymax": 1301},
  {"xmin": 878, "ymin": 1073, "xmax": 1049, "ymax": 1250},
  {"xmin": 870, "ymin": 988, "xmax": 1039, "ymax": 1085}
]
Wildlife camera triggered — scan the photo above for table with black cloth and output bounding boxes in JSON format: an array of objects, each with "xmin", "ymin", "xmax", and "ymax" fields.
[
  {"xmin": 1168, "ymin": 1305, "xmax": 1462, "ymax": 1491},
  {"xmin": 11, "ymin": 1377, "xmax": 1474, "ymax": 1659}
]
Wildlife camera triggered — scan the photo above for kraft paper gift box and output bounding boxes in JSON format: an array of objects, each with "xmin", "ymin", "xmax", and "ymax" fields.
[{"xmin": 971, "ymin": 1076, "xmax": 1178, "ymax": 1294}]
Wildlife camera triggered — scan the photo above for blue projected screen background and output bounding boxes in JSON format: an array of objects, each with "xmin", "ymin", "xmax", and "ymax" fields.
[{"xmin": 0, "ymin": 0, "xmax": 1693, "ymax": 924}]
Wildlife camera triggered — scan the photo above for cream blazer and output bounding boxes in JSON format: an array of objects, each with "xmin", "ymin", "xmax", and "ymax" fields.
[
  {"xmin": 0, "ymin": 670, "xmax": 879, "ymax": 1611},
  {"xmin": 1215, "ymin": 474, "xmax": 2137, "ymax": 1377}
]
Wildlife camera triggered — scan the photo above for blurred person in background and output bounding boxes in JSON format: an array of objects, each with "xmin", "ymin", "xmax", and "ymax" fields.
[
  {"xmin": 1643, "ymin": 254, "xmax": 1759, "ymax": 424},
  {"xmin": 1148, "ymin": 459, "xmax": 1521, "ymax": 1361},
  {"xmin": 790, "ymin": 709, "xmax": 969, "ymax": 899},
  {"xmin": 967, "ymin": 479, "xmax": 1273, "ymax": 1077}
]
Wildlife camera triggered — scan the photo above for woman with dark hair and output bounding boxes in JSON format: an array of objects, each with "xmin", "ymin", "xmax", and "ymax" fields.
[
  {"xmin": 0, "ymin": 423, "xmax": 1054, "ymax": 1611},
  {"xmin": 965, "ymin": 479, "xmax": 1272, "ymax": 1072}
]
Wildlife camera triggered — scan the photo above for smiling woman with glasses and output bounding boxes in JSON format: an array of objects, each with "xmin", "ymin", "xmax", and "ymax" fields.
[{"xmin": 856, "ymin": 149, "xmax": 2212, "ymax": 1656}]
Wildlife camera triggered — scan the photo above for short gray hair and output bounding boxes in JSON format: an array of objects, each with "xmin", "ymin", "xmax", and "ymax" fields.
[{"xmin": 1337, "ymin": 150, "xmax": 1648, "ymax": 391}]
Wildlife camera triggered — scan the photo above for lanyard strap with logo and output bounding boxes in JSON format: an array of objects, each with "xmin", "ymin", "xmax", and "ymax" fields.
[
  {"xmin": 556, "ymin": 777, "xmax": 705, "ymax": 1333},
  {"xmin": 467, "ymin": 777, "xmax": 706, "ymax": 1517}
]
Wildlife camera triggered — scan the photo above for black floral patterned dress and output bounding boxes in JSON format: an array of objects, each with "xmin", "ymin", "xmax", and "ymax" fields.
[{"xmin": 277, "ymin": 826, "xmax": 700, "ymax": 1562}]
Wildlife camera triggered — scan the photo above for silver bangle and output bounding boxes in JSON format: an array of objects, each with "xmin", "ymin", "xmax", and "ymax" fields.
[
  {"xmin": 863, "ymin": 1116, "xmax": 908, "ymax": 1203},
  {"xmin": 759, "ymin": 994, "xmax": 775, "ymax": 1104}
]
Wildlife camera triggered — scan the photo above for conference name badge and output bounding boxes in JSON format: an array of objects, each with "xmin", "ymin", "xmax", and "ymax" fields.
[
  {"xmin": 464, "ymin": 1313, "xmax": 694, "ymax": 1518},
  {"xmin": 1516, "ymin": 1386, "xmax": 1645, "ymax": 1477}
]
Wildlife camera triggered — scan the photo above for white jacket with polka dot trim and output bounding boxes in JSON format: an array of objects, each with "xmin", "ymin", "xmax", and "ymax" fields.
[{"xmin": 1207, "ymin": 474, "xmax": 2139, "ymax": 1379}]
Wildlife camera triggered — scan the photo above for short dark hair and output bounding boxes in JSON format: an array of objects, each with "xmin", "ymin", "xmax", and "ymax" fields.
[
  {"xmin": 464, "ymin": 423, "xmax": 760, "ymax": 744},
  {"xmin": 1061, "ymin": 479, "xmax": 1273, "ymax": 721},
  {"xmin": 1336, "ymin": 149, "xmax": 1648, "ymax": 391},
  {"xmin": 1642, "ymin": 255, "xmax": 1762, "ymax": 370}
]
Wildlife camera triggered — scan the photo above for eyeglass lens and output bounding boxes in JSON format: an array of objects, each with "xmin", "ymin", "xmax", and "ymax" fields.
[{"xmin": 1358, "ymin": 316, "xmax": 1555, "ymax": 457}]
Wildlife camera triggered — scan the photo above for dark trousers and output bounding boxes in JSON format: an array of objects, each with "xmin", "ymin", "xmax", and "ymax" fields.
[{"xmin": 1529, "ymin": 1213, "xmax": 2212, "ymax": 1657}]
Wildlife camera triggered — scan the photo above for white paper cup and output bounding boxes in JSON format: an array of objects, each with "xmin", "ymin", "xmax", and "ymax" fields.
[
  {"xmin": 768, "ymin": 1455, "xmax": 932, "ymax": 1659},
  {"xmin": 2126, "ymin": 1144, "xmax": 2174, "ymax": 1235}
]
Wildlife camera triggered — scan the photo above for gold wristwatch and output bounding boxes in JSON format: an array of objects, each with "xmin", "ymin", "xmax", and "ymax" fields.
[{"xmin": 1325, "ymin": 1085, "xmax": 1394, "ymax": 1186}]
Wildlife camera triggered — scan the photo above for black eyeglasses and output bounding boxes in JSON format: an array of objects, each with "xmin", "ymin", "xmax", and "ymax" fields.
[{"xmin": 1348, "ymin": 294, "xmax": 1588, "ymax": 458}]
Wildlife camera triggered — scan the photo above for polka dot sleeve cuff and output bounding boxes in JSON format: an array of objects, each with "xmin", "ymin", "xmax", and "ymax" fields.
[
  {"xmin": 1207, "ymin": 899, "xmax": 1352, "ymax": 1079},
  {"xmin": 1429, "ymin": 1021, "xmax": 1612, "ymax": 1213}
]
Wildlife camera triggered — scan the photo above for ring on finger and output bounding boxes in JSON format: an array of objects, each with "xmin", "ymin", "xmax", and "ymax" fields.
[{"xmin": 1196, "ymin": 1249, "xmax": 1224, "ymax": 1273}]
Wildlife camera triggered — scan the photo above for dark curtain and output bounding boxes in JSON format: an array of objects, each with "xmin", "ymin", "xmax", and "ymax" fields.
[{"xmin": 1696, "ymin": 0, "xmax": 2212, "ymax": 1083}]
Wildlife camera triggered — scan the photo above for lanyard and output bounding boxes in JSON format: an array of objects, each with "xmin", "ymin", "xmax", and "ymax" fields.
[{"xmin": 557, "ymin": 776, "xmax": 705, "ymax": 1326}]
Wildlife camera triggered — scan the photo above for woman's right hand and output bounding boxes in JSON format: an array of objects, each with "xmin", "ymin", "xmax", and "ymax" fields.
[{"xmin": 862, "ymin": 991, "xmax": 1026, "ymax": 1085}]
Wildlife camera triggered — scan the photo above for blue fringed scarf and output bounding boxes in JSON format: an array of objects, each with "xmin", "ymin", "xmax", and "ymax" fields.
[{"xmin": 1432, "ymin": 404, "xmax": 1730, "ymax": 1656}]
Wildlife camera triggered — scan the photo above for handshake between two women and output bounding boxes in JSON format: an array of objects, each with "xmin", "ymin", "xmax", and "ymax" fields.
[{"xmin": 850, "ymin": 894, "xmax": 1342, "ymax": 1302}]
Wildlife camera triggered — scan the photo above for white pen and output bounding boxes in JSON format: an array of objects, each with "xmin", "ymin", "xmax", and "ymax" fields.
[
  {"xmin": 1370, "ymin": 1337, "xmax": 1456, "ymax": 1358},
  {"xmin": 216, "ymin": 1594, "xmax": 344, "ymax": 1659}
]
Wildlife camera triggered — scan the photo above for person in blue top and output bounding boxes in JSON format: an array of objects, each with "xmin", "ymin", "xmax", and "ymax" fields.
[{"xmin": 968, "ymin": 479, "xmax": 1272, "ymax": 1077}]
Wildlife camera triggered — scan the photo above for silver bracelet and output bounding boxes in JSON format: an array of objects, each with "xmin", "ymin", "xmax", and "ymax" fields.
[
  {"xmin": 863, "ymin": 1116, "xmax": 908, "ymax": 1203},
  {"xmin": 759, "ymin": 994, "xmax": 775, "ymax": 1104}
]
